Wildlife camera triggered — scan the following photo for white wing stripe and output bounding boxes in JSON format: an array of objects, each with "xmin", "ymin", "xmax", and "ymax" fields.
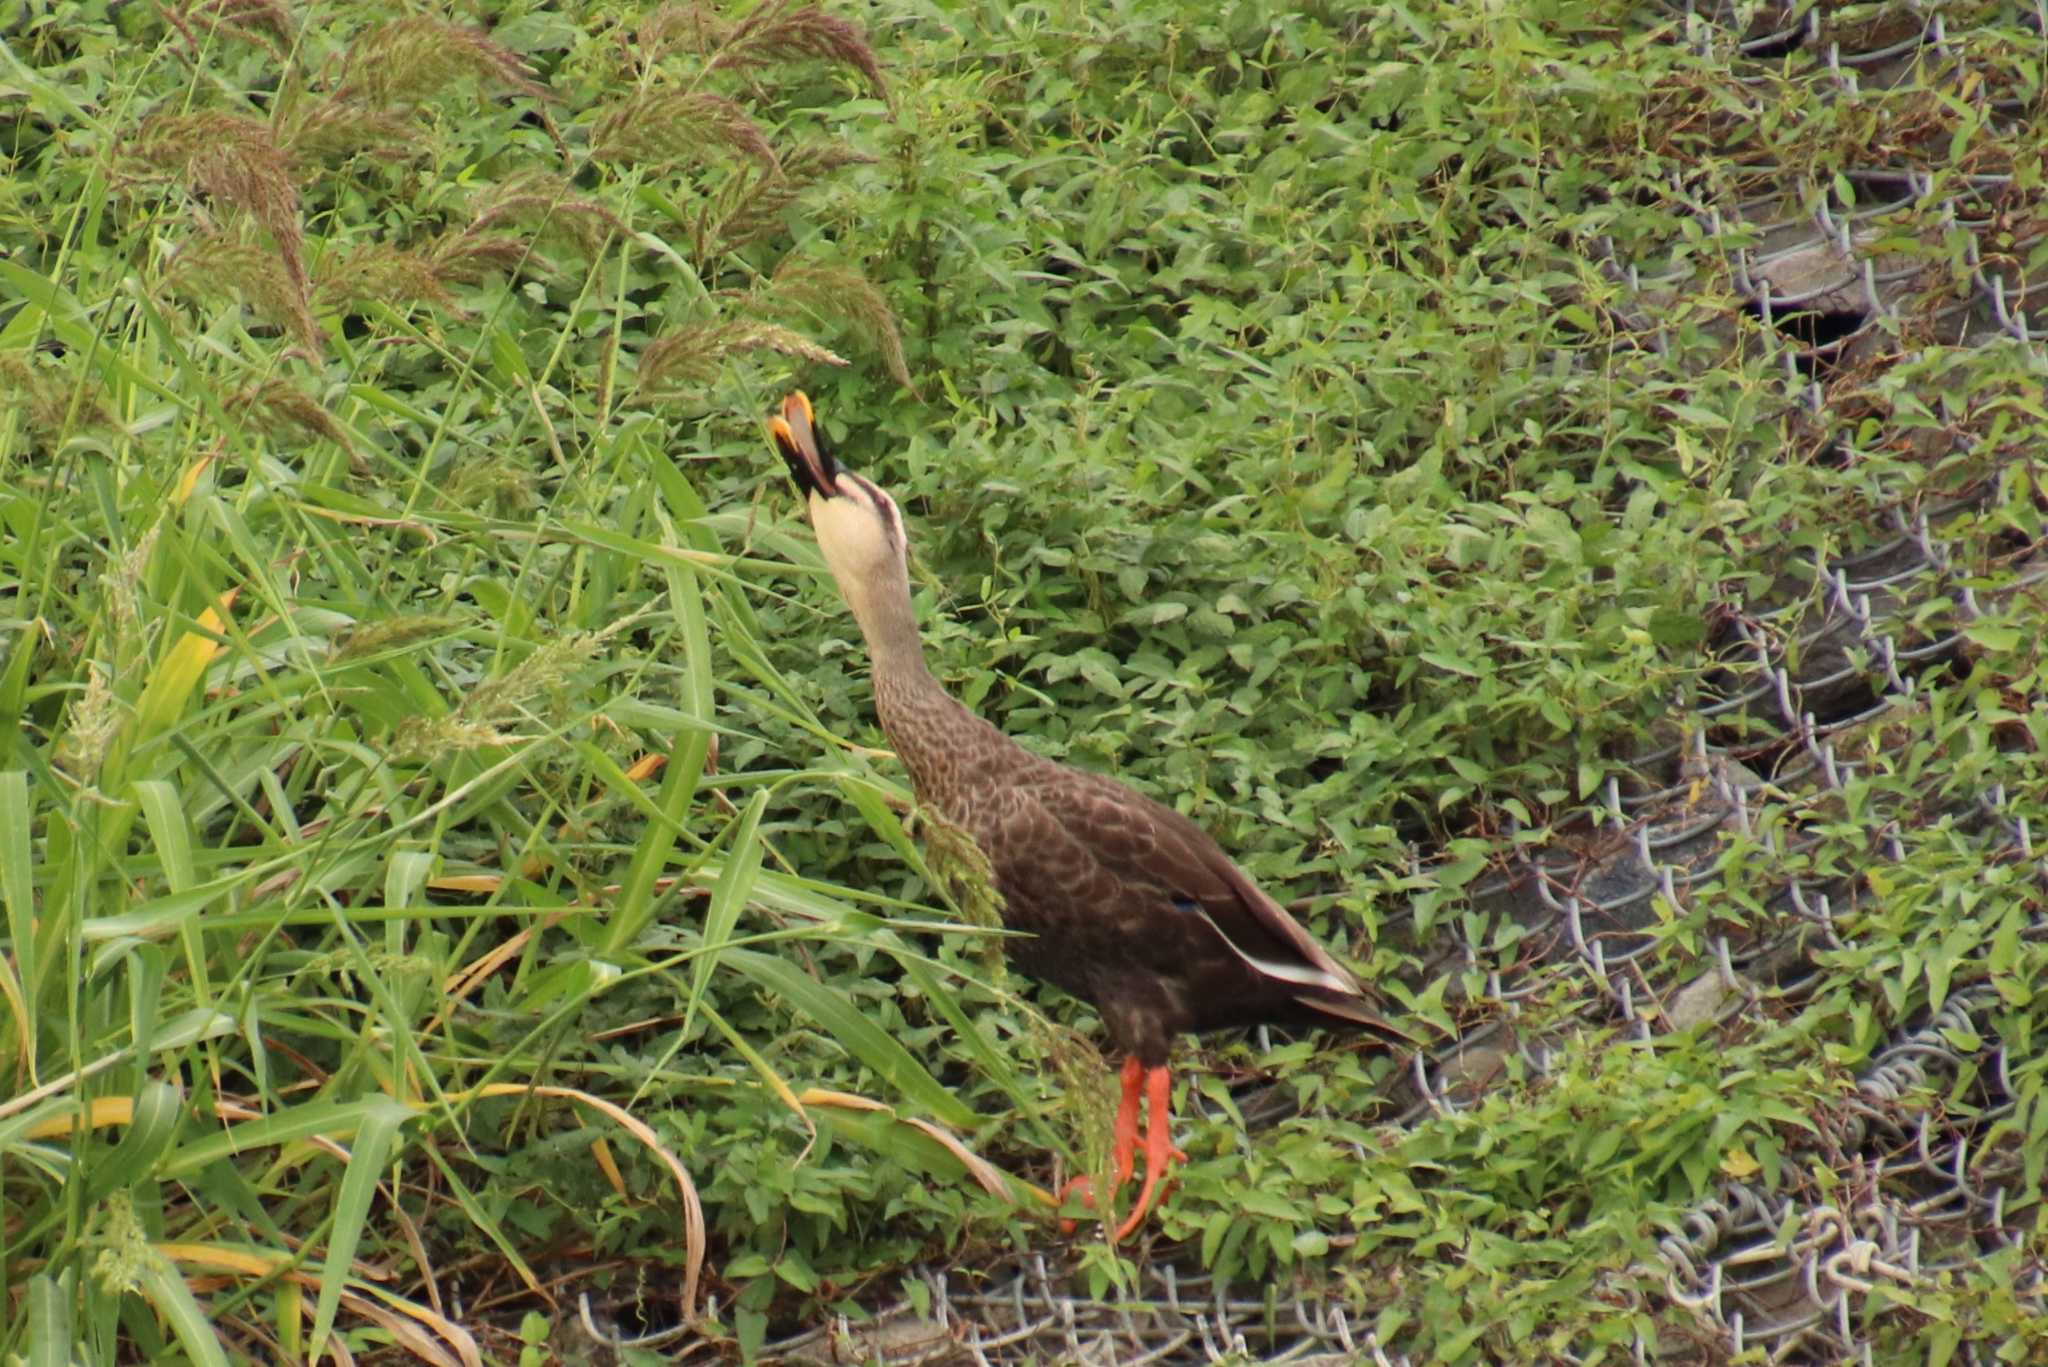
[{"xmin": 1193, "ymin": 909, "xmax": 1358, "ymax": 996}]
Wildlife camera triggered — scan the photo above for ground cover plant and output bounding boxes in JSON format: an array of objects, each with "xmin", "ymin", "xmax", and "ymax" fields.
[{"xmin": 2, "ymin": 0, "xmax": 2043, "ymax": 1362}]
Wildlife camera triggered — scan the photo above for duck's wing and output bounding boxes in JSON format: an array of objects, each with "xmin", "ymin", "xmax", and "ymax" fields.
[{"xmin": 1005, "ymin": 767, "xmax": 1415, "ymax": 1041}]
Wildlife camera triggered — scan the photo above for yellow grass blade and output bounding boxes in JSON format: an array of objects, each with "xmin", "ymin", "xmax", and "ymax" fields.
[
  {"xmin": 132, "ymin": 589, "xmax": 239, "ymax": 745},
  {"xmin": 173, "ymin": 453, "xmax": 213, "ymax": 506}
]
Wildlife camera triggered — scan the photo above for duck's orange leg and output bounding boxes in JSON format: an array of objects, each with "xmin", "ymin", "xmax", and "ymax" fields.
[
  {"xmin": 1108, "ymin": 1054, "xmax": 1144, "ymax": 1187},
  {"xmin": 1059, "ymin": 1056, "xmax": 1144, "ymax": 1230},
  {"xmin": 1111, "ymin": 1064, "xmax": 1184, "ymax": 1242}
]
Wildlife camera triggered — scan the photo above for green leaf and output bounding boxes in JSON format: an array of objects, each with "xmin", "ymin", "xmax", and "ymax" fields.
[
  {"xmin": 775, "ymin": 1247, "xmax": 820, "ymax": 1292},
  {"xmin": 1964, "ymin": 622, "xmax": 2021, "ymax": 653},
  {"xmin": 159, "ymin": 1098, "xmax": 406, "ymax": 1181},
  {"xmin": 1418, "ymin": 650, "xmax": 1482, "ymax": 678},
  {"xmin": 1647, "ymin": 609, "xmax": 1706, "ymax": 647},
  {"xmin": 0, "ymin": 771, "xmax": 34, "ymax": 1023},
  {"xmin": 605, "ymin": 511, "xmax": 715, "ymax": 954}
]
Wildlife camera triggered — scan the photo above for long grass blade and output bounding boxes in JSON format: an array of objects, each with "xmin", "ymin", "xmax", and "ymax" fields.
[
  {"xmin": 606, "ymin": 511, "xmax": 715, "ymax": 952},
  {"xmin": 132, "ymin": 781, "xmax": 197, "ymax": 893},
  {"xmin": 83, "ymin": 1079, "xmax": 183, "ymax": 1208},
  {"xmin": 0, "ymin": 770, "xmax": 34, "ymax": 1060},
  {"xmin": 308, "ymin": 1098, "xmax": 412, "ymax": 1365},
  {"xmin": 159, "ymin": 1097, "xmax": 406, "ymax": 1181},
  {"xmin": 134, "ymin": 1253, "xmax": 231, "ymax": 1367},
  {"xmin": 723, "ymin": 948, "xmax": 976, "ymax": 1129},
  {"xmin": 135, "ymin": 591, "xmax": 238, "ymax": 741},
  {"xmin": 682, "ymin": 789, "xmax": 767, "ymax": 1037}
]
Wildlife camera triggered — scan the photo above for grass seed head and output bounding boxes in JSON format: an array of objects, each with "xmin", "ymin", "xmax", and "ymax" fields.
[
  {"xmin": 129, "ymin": 111, "xmax": 307, "ymax": 292},
  {"xmin": 704, "ymin": 0, "xmax": 886, "ymax": 99},
  {"xmin": 637, "ymin": 321, "xmax": 848, "ymax": 395},
  {"xmin": 336, "ymin": 16, "xmax": 546, "ymax": 108},
  {"xmin": 55, "ymin": 661, "xmax": 121, "ymax": 783},
  {"xmin": 592, "ymin": 90, "xmax": 780, "ymax": 172},
  {"xmin": 226, "ymin": 378, "xmax": 352, "ymax": 449},
  {"xmin": 770, "ymin": 257, "xmax": 911, "ymax": 388},
  {"xmin": 90, "ymin": 1195, "xmax": 153, "ymax": 1297},
  {"xmin": 167, "ymin": 226, "xmax": 320, "ymax": 354},
  {"xmin": 276, "ymin": 96, "xmax": 419, "ymax": 165}
]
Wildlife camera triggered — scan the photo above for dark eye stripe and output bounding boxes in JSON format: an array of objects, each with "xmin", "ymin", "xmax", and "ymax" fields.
[{"xmin": 847, "ymin": 474, "xmax": 903, "ymax": 547}]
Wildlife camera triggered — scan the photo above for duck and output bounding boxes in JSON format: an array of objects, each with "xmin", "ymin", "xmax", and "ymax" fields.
[{"xmin": 767, "ymin": 391, "xmax": 1413, "ymax": 1239}]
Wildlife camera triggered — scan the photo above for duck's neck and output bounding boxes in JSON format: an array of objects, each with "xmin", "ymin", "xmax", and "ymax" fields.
[
  {"xmin": 840, "ymin": 572, "xmax": 1007, "ymax": 811},
  {"xmin": 840, "ymin": 572, "xmax": 928, "ymax": 683}
]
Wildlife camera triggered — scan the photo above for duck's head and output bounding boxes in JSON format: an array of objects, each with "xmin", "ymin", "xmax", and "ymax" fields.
[{"xmin": 768, "ymin": 390, "xmax": 911, "ymax": 606}]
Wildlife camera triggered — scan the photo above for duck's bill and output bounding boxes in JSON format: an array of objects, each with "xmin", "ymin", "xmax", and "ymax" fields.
[{"xmin": 768, "ymin": 390, "xmax": 839, "ymax": 497}]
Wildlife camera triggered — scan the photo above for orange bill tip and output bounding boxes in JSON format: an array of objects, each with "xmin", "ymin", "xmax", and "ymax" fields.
[
  {"xmin": 778, "ymin": 391, "xmax": 817, "ymax": 456},
  {"xmin": 768, "ymin": 391, "xmax": 839, "ymax": 497}
]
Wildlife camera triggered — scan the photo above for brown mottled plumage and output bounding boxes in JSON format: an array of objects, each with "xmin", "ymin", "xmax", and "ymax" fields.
[{"xmin": 767, "ymin": 392, "xmax": 1411, "ymax": 1238}]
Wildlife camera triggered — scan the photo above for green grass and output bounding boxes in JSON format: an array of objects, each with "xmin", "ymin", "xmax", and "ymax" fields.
[{"xmin": 2, "ymin": 0, "xmax": 2045, "ymax": 1361}]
